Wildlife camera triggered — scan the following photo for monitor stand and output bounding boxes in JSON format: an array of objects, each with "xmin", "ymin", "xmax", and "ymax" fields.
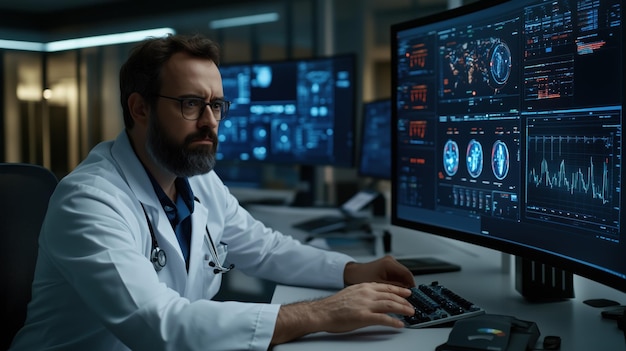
[
  {"xmin": 290, "ymin": 165, "xmax": 316, "ymax": 207},
  {"xmin": 514, "ymin": 256, "xmax": 574, "ymax": 302}
]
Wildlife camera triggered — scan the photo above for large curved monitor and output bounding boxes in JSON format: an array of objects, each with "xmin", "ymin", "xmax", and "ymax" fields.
[
  {"xmin": 391, "ymin": 0, "xmax": 625, "ymax": 294},
  {"xmin": 216, "ymin": 54, "xmax": 356, "ymax": 167}
]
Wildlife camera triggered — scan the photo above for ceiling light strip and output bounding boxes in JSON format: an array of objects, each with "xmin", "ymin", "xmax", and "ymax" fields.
[
  {"xmin": 209, "ymin": 13, "xmax": 279, "ymax": 29},
  {"xmin": 0, "ymin": 39, "xmax": 45, "ymax": 52},
  {"xmin": 0, "ymin": 27, "xmax": 175, "ymax": 52}
]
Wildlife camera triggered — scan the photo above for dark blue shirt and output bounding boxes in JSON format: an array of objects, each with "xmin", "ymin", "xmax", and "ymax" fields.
[{"xmin": 147, "ymin": 173, "xmax": 194, "ymax": 270}]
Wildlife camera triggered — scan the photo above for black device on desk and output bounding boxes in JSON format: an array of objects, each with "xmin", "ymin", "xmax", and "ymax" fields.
[
  {"xmin": 292, "ymin": 189, "xmax": 381, "ymax": 234},
  {"xmin": 436, "ymin": 314, "xmax": 540, "ymax": 351}
]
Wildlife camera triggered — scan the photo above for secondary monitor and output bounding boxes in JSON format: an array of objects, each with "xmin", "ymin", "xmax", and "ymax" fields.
[
  {"xmin": 216, "ymin": 54, "xmax": 356, "ymax": 168},
  {"xmin": 358, "ymin": 98, "xmax": 392, "ymax": 180},
  {"xmin": 391, "ymin": 0, "xmax": 625, "ymax": 295}
]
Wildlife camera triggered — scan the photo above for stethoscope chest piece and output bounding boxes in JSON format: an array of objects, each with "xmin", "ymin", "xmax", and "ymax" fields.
[{"xmin": 151, "ymin": 247, "xmax": 167, "ymax": 271}]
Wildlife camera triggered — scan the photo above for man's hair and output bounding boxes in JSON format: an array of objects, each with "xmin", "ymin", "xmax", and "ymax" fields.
[{"xmin": 119, "ymin": 33, "xmax": 221, "ymax": 129}]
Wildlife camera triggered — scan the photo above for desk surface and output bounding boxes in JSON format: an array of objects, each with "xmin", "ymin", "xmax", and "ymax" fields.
[
  {"xmin": 271, "ymin": 244, "xmax": 626, "ymax": 350},
  {"xmin": 245, "ymin": 205, "xmax": 626, "ymax": 351}
]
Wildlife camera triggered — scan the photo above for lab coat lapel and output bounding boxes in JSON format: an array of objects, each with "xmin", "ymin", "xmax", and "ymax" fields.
[{"xmin": 186, "ymin": 203, "xmax": 211, "ymax": 300}]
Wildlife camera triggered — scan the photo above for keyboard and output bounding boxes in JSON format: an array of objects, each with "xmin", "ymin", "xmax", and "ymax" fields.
[{"xmin": 402, "ymin": 281, "xmax": 485, "ymax": 328}]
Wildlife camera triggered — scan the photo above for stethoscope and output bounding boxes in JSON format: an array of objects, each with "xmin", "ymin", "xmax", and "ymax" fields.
[{"xmin": 140, "ymin": 202, "xmax": 234, "ymax": 274}]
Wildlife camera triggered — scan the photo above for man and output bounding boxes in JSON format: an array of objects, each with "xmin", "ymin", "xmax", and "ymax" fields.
[{"xmin": 10, "ymin": 34, "xmax": 415, "ymax": 351}]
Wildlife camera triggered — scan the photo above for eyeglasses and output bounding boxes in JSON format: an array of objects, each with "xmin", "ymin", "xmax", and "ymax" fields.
[{"xmin": 157, "ymin": 95, "xmax": 231, "ymax": 121}]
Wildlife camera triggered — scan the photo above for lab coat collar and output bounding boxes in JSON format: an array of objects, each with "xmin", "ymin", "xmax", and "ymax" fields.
[{"xmin": 110, "ymin": 131, "xmax": 160, "ymax": 206}]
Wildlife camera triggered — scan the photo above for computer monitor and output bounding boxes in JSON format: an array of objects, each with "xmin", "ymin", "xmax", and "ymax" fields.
[
  {"xmin": 216, "ymin": 54, "xmax": 356, "ymax": 167},
  {"xmin": 391, "ymin": 0, "xmax": 626, "ymax": 297},
  {"xmin": 213, "ymin": 160, "xmax": 264, "ymax": 189},
  {"xmin": 358, "ymin": 98, "xmax": 392, "ymax": 180}
]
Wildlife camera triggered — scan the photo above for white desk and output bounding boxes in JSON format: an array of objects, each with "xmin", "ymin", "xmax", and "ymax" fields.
[
  {"xmin": 245, "ymin": 205, "xmax": 626, "ymax": 350},
  {"xmin": 271, "ymin": 241, "xmax": 626, "ymax": 350}
]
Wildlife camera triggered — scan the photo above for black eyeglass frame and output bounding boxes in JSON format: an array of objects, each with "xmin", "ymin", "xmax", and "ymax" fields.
[{"xmin": 157, "ymin": 94, "xmax": 231, "ymax": 121}]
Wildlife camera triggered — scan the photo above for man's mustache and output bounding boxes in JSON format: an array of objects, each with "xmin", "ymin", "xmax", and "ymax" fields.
[{"xmin": 184, "ymin": 128, "xmax": 217, "ymax": 145}]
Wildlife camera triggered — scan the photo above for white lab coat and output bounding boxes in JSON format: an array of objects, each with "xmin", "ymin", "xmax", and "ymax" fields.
[{"xmin": 10, "ymin": 131, "xmax": 354, "ymax": 351}]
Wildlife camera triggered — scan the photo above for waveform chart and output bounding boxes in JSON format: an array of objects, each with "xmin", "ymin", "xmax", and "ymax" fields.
[{"xmin": 526, "ymin": 133, "xmax": 620, "ymax": 234}]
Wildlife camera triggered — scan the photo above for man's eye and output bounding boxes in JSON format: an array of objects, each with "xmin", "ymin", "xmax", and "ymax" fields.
[
  {"xmin": 210, "ymin": 101, "xmax": 224, "ymax": 110},
  {"xmin": 183, "ymin": 99, "xmax": 201, "ymax": 108}
]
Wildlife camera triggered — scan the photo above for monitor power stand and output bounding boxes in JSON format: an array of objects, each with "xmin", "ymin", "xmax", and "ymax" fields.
[
  {"xmin": 513, "ymin": 257, "xmax": 626, "ymax": 329},
  {"xmin": 514, "ymin": 256, "xmax": 575, "ymax": 302}
]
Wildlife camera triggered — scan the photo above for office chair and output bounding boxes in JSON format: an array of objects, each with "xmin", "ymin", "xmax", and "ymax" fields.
[{"xmin": 0, "ymin": 163, "xmax": 58, "ymax": 349}]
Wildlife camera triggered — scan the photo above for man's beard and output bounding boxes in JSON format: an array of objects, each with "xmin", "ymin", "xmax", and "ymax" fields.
[{"xmin": 146, "ymin": 111, "xmax": 218, "ymax": 177}]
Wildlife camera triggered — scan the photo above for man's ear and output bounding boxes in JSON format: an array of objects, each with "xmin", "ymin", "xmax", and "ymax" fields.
[{"xmin": 128, "ymin": 92, "xmax": 150, "ymax": 127}]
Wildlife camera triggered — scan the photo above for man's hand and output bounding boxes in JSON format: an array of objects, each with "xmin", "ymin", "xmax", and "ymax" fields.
[
  {"xmin": 271, "ymin": 282, "xmax": 414, "ymax": 345},
  {"xmin": 344, "ymin": 255, "xmax": 416, "ymax": 288}
]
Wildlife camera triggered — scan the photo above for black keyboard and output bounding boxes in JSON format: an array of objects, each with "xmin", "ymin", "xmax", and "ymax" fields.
[{"xmin": 402, "ymin": 281, "xmax": 485, "ymax": 328}]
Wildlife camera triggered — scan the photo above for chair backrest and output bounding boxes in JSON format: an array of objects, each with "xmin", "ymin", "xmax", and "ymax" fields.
[{"xmin": 0, "ymin": 163, "xmax": 58, "ymax": 349}]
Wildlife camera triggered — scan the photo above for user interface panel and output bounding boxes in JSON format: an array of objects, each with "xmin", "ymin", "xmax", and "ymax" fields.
[{"xmin": 217, "ymin": 55, "xmax": 356, "ymax": 167}]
